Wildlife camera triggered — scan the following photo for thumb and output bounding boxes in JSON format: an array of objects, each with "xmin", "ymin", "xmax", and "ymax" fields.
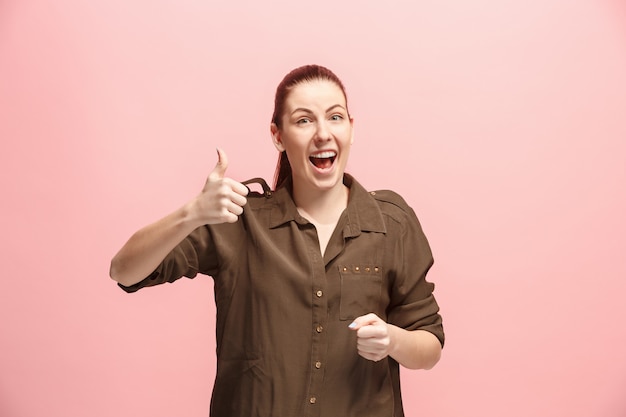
[
  {"xmin": 209, "ymin": 147, "xmax": 228, "ymax": 180},
  {"xmin": 348, "ymin": 313, "xmax": 378, "ymax": 331}
]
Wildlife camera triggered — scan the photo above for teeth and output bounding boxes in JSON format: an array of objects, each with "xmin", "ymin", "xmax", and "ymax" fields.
[{"xmin": 311, "ymin": 151, "xmax": 337, "ymax": 159}]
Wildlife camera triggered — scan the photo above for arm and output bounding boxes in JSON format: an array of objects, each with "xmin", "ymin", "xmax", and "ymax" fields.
[
  {"xmin": 109, "ymin": 148, "xmax": 249, "ymax": 287},
  {"xmin": 349, "ymin": 313, "xmax": 442, "ymax": 370}
]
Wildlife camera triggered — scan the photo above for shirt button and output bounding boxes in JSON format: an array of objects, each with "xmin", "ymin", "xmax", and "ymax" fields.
[
  {"xmin": 355, "ymin": 266, "xmax": 360, "ymax": 272},
  {"xmin": 310, "ymin": 397, "xmax": 317, "ymax": 404},
  {"xmin": 315, "ymin": 361, "xmax": 322, "ymax": 369},
  {"xmin": 316, "ymin": 290, "xmax": 323, "ymax": 297},
  {"xmin": 316, "ymin": 325, "xmax": 323, "ymax": 333}
]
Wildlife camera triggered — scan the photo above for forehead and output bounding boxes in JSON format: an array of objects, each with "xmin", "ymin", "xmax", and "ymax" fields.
[{"xmin": 285, "ymin": 79, "xmax": 346, "ymax": 110}]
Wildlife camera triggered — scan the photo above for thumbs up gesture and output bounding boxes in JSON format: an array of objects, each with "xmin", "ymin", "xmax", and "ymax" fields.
[{"xmin": 190, "ymin": 148, "xmax": 249, "ymax": 225}]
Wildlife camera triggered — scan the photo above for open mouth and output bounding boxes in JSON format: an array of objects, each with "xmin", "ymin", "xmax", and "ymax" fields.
[{"xmin": 309, "ymin": 151, "xmax": 337, "ymax": 169}]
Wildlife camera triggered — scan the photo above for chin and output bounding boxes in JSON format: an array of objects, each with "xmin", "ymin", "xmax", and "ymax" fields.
[{"xmin": 311, "ymin": 173, "xmax": 344, "ymax": 191}]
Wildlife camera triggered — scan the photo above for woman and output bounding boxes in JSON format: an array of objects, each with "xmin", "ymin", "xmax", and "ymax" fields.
[{"xmin": 110, "ymin": 64, "xmax": 444, "ymax": 417}]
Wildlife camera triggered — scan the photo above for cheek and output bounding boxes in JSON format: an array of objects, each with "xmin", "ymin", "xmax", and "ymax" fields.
[
  {"xmin": 340, "ymin": 127, "xmax": 354, "ymax": 145},
  {"xmin": 281, "ymin": 140, "xmax": 305, "ymax": 162},
  {"xmin": 283, "ymin": 131, "xmax": 310, "ymax": 150}
]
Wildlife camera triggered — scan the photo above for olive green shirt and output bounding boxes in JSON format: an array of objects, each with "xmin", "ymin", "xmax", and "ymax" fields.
[{"xmin": 120, "ymin": 174, "xmax": 444, "ymax": 417}]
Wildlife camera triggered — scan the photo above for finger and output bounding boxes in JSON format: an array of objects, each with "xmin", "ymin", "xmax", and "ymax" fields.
[
  {"xmin": 355, "ymin": 324, "xmax": 386, "ymax": 339},
  {"xmin": 221, "ymin": 210, "xmax": 240, "ymax": 224},
  {"xmin": 229, "ymin": 192, "xmax": 248, "ymax": 208},
  {"xmin": 357, "ymin": 350, "xmax": 385, "ymax": 362},
  {"xmin": 356, "ymin": 342, "xmax": 386, "ymax": 356},
  {"xmin": 357, "ymin": 336, "xmax": 390, "ymax": 361},
  {"xmin": 348, "ymin": 313, "xmax": 380, "ymax": 330},
  {"xmin": 223, "ymin": 178, "xmax": 250, "ymax": 198},
  {"xmin": 209, "ymin": 147, "xmax": 229, "ymax": 181},
  {"xmin": 356, "ymin": 339, "xmax": 387, "ymax": 359},
  {"xmin": 218, "ymin": 180, "xmax": 247, "ymax": 207},
  {"xmin": 226, "ymin": 200, "xmax": 245, "ymax": 216}
]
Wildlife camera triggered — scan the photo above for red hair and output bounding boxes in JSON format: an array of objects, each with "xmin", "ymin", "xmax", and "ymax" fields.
[{"xmin": 271, "ymin": 65, "xmax": 349, "ymax": 188}]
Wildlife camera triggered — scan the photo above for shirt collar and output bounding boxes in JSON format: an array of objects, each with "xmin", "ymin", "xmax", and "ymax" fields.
[{"xmin": 268, "ymin": 174, "xmax": 387, "ymax": 236}]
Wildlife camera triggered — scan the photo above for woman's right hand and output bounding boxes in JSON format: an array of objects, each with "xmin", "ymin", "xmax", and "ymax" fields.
[
  {"xmin": 187, "ymin": 148, "xmax": 249, "ymax": 226},
  {"xmin": 110, "ymin": 148, "xmax": 248, "ymax": 286}
]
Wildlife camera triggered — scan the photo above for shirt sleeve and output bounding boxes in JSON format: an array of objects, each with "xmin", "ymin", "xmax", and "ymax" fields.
[
  {"xmin": 385, "ymin": 200, "xmax": 445, "ymax": 347},
  {"xmin": 118, "ymin": 225, "xmax": 218, "ymax": 293}
]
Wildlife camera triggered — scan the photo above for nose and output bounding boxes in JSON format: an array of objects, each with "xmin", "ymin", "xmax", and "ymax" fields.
[{"xmin": 315, "ymin": 120, "xmax": 332, "ymax": 142}]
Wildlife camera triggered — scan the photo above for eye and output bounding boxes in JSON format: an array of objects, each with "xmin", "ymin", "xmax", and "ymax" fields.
[
  {"xmin": 330, "ymin": 114, "xmax": 344, "ymax": 121},
  {"xmin": 296, "ymin": 117, "xmax": 312, "ymax": 125}
]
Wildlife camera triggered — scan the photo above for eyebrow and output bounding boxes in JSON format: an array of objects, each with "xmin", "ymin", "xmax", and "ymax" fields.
[{"xmin": 290, "ymin": 104, "xmax": 347, "ymax": 116}]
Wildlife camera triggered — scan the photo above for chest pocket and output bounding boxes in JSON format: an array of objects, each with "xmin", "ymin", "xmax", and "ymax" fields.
[{"xmin": 339, "ymin": 264, "xmax": 383, "ymax": 321}]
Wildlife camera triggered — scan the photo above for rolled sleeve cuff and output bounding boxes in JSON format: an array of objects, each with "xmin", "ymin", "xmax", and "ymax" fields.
[{"xmin": 389, "ymin": 294, "xmax": 445, "ymax": 347}]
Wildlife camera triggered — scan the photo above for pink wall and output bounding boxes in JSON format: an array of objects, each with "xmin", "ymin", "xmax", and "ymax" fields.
[{"xmin": 1, "ymin": 1, "xmax": 625, "ymax": 416}]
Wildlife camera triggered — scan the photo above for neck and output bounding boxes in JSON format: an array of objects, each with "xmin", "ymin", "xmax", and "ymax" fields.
[{"xmin": 292, "ymin": 178, "xmax": 349, "ymax": 225}]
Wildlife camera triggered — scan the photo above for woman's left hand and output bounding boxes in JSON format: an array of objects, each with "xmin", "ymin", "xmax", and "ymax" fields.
[
  {"xmin": 349, "ymin": 313, "xmax": 443, "ymax": 369},
  {"xmin": 348, "ymin": 313, "xmax": 394, "ymax": 362}
]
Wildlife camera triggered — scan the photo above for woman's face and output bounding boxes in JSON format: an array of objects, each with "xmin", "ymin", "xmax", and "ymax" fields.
[{"xmin": 271, "ymin": 79, "xmax": 354, "ymax": 193}]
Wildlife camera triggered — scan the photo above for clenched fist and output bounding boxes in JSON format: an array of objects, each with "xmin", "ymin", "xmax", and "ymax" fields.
[{"xmin": 348, "ymin": 313, "xmax": 394, "ymax": 362}]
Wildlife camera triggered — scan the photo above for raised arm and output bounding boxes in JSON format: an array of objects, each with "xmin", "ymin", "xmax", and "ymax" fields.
[{"xmin": 109, "ymin": 148, "xmax": 249, "ymax": 287}]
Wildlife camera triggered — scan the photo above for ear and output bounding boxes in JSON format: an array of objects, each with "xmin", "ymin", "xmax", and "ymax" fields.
[
  {"xmin": 349, "ymin": 116, "xmax": 355, "ymax": 145},
  {"xmin": 270, "ymin": 123, "xmax": 285, "ymax": 152}
]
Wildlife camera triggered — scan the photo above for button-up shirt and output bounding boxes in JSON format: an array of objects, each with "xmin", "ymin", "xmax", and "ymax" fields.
[{"xmin": 120, "ymin": 174, "xmax": 444, "ymax": 417}]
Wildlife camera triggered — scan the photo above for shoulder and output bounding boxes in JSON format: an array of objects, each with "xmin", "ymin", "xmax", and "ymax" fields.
[
  {"xmin": 369, "ymin": 189, "xmax": 419, "ymax": 224},
  {"xmin": 346, "ymin": 174, "xmax": 418, "ymax": 225},
  {"xmin": 370, "ymin": 189, "xmax": 410, "ymax": 210}
]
